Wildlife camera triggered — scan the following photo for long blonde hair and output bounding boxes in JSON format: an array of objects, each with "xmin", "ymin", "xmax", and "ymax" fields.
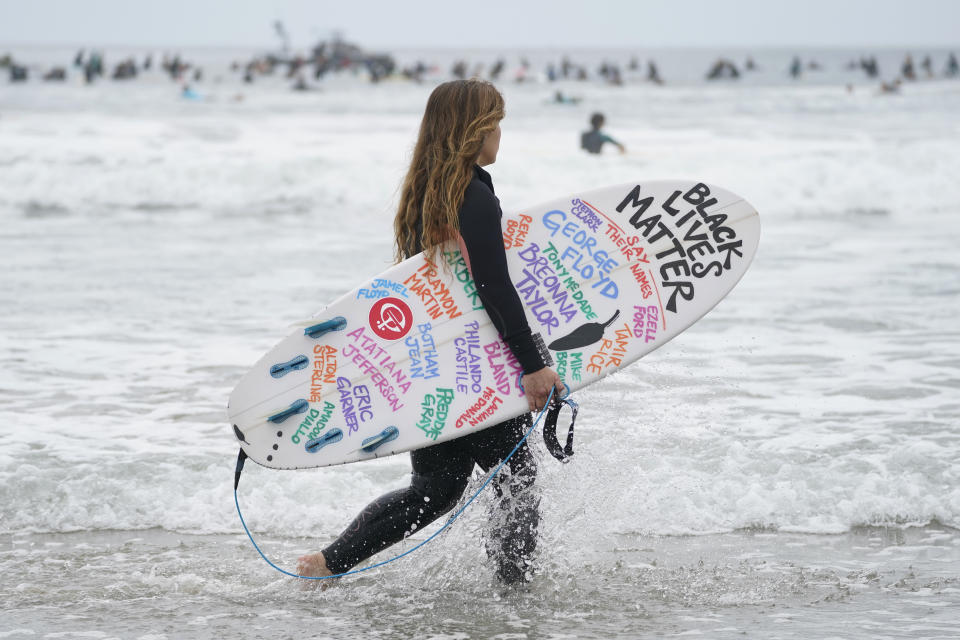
[{"xmin": 394, "ymin": 79, "xmax": 504, "ymax": 263}]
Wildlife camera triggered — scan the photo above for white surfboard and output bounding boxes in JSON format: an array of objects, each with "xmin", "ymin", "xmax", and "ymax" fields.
[{"xmin": 228, "ymin": 180, "xmax": 760, "ymax": 469}]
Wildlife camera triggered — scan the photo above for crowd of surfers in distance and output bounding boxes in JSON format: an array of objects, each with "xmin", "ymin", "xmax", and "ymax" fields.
[{"xmin": 3, "ymin": 41, "xmax": 958, "ymax": 93}]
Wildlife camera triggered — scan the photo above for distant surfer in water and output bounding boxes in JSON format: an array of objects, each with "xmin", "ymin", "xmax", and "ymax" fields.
[
  {"xmin": 581, "ymin": 112, "xmax": 626, "ymax": 155},
  {"xmin": 297, "ymin": 79, "xmax": 565, "ymax": 586}
]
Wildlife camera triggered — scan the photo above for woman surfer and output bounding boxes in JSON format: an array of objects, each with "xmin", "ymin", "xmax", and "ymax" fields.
[{"xmin": 297, "ymin": 79, "xmax": 565, "ymax": 585}]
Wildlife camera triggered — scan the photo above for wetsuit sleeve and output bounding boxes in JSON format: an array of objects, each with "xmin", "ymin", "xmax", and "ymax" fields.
[{"xmin": 459, "ymin": 181, "xmax": 545, "ymax": 375}]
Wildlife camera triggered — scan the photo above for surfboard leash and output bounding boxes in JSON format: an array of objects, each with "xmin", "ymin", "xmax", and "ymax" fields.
[{"xmin": 233, "ymin": 388, "xmax": 578, "ymax": 581}]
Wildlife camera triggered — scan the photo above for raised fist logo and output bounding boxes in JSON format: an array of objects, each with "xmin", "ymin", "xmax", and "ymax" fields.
[{"xmin": 368, "ymin": 297, "xmax": 414, "ymax": 341}]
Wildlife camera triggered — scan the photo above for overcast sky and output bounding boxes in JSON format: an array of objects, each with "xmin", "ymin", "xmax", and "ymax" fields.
[{"xmin": 2, "ymin": 0, "xmax": 958, "ymax": 50}]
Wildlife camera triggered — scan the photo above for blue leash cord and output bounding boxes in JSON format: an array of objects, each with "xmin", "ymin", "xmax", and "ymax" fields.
[{"xmin": 235, "ymin": 389, "xmax": 556, "ymax": 581}]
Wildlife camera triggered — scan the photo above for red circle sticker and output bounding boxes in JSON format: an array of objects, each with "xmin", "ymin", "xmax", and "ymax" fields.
[{"xmin": 368, "ymin": 297, "xmax": 414, "ymax": 341}]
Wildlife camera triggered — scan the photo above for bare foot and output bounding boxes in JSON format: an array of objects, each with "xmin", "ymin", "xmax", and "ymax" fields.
[{"xmin": 296, "ymin": 552, "xmax": 336, "ymax": 590}]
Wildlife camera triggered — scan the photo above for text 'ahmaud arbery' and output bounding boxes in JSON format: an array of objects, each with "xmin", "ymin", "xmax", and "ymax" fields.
[{"xmin": 615, "ymin": 183, "xmax": 743, "ymax": 313}]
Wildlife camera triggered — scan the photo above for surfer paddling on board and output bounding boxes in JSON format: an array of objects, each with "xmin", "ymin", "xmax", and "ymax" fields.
[
  {"xmin": 581, "ymin": 112, "xmax": 626, "ymax": 155},
  {"xmin": 297, "ymin": 79, "xmax": 566, "ymax": 586}
]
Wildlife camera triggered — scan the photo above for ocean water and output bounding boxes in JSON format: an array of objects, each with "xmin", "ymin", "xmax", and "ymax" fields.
[{"xmin": 1, "ymin": 47, "xmax": 959, "ymax": 638}]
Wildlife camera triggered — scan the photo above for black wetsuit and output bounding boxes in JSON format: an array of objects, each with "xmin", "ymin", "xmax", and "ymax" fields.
[{"xmin": 322, "ymin": 165, "xmax": 545, "ymax": 584}]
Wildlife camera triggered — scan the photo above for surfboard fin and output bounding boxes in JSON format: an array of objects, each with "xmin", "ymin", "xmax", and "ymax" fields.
[
  {"xmin": 266, "ymin": 398, "xmax": 309, "ymax": 423},
  {"xmin": 305, "ymin": 429, "xmax": 343, "ymax": 453},
  {"xmin": 232, "ymin": 424, "xmax": 250, "ymax": 444},
  {"xmin": 304, "ymin": 316, "xmax": 348, "ymax": 339},
  {"xmin": 269, "ymin": 354, "xmax": 309, "ymax": 378},
  {"xmin": 360, "ymin": 426, "xmax": 399, "ymax": 453},
  {"xmin": 234, "ymin": 448, "xmax": 248, "ymax": 490},
  {"xmin": 548, "ymin": 310, "xmax": 620, "ymax": 351}
]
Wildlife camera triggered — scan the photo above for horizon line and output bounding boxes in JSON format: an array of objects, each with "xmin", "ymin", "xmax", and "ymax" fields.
[{"xmin": 2, "ymin": 41, "xmax": 958, "ymax": 53}]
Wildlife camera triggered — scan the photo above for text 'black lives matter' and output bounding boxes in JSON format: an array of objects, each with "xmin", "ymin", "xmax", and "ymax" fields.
[{"xmin": 615, "ymin": 183, "xmax": 743, "ymax": 313}]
